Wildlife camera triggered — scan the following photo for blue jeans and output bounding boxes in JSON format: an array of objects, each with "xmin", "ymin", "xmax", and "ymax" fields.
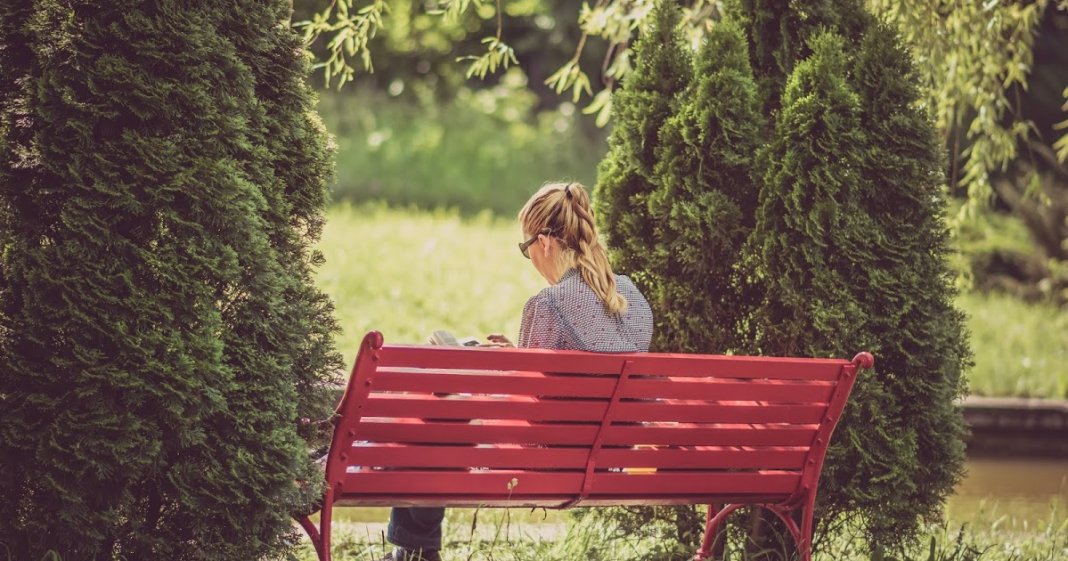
[{"xmin": 387, "ymin": 507, "xmax": 445, "ymax": 550}]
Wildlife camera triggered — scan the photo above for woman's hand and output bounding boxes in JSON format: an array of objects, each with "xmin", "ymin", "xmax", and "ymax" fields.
[{"xmin": 483, "ymin": 334, "xmax": 515, "ymax": 347}]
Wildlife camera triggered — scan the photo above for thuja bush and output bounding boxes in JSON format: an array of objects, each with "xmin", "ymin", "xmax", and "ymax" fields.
[
  {"xmin": 0, "ymin": 1, "xmax": 341, "ymax": 559},
  {"xmin": 595, "ymin": 0, "xmax": 969, "ymax": 554},
  {"xmin": 647, "ymin": 17, "xmax": 764, "ymax": 355},
  {"xmin": 594, "ymin": 0, "xmax": 691, "ymax": 280}
]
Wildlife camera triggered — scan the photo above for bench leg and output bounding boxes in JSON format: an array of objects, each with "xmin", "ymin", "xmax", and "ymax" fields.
[
  {"xmin": 297, "ymin": 514, "xmax": 326, "ymax": 561},
  {"xmin": 695, "ymin": 503, "xmax": 744, "ymax": 561},
  {"xmin": 295, "ymin": 489, "xmax": 334, "ymax": 561},
  {"xmin": 798, "ymin": 493, "xmax": 816, "ymax": 561},
  {"xmin": 694, "ymin": 503, "xmax": 718, "ymax": 560}
]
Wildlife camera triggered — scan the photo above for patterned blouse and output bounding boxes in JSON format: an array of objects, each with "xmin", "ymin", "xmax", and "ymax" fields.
[{"xmin": 518, "ymin": 268, "xmax": 653, "ymax": 352}]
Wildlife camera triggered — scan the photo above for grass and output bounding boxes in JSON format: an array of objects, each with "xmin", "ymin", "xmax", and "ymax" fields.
[
  {"xmin": 316, "ymin": 203, "xmax": 546, "ymax": 366},
  {"xmin": 292, "ymin": 508, "xmax": 1068, "ymax": 561},
  {"xmin": 956, "ymin": 292, "xmax": 1068, "ymax": 398},
  {"xmin": 316, "ymin": 205, "xmax": 1068, "ymax": 399}
]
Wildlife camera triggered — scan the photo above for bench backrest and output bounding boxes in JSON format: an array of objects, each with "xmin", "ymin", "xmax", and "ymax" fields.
[{"xmin": 324, "ymin": 331, "xmax": 871, "ymax": 508}]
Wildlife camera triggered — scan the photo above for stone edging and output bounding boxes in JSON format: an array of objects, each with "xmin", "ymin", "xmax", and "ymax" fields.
[{"xmin": 961, "ymin": 395, "xmax": 1068, "ymax": 457}]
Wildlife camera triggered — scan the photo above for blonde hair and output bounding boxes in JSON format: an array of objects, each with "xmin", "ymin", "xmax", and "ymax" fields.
[{"xmin": 518, "ymin": 182, "xmax": 628, "ymax": 315}]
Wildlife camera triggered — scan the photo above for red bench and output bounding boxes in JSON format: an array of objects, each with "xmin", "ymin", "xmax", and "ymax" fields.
[{"xmin": 297, "ymin": 331, "xmax": 872, "ymax": 561}]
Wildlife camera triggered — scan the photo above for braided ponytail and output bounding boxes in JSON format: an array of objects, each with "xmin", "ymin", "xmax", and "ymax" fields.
[{"xmin": 519, "ymin": 182, "xmax": 628, "ymax": 314}]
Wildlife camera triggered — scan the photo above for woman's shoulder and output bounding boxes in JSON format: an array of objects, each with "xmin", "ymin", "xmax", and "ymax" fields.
[
  {"xmin": 613, "ymin": 273, "xmax": 641, "ymax": 294},
  {"xmin": 523, "ymin": 290, "xmax": 559, "ymax": 313}
]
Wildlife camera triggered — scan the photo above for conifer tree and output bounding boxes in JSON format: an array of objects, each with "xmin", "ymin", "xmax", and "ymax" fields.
[
  {"xmin": 594, "ymin": 1, "xmax": 690, "ymax": 281},
  {"xmin": 749, "ymin": 28, "xmax": 970, "ymax": 545},
  {"xmin": 592, "ymin": 0, "xmax": 970, "ymax": 555},
  {"xmin": 737, "ymin": 0, "xmax": 868, "ymax": 114},
  {"xmin": 829, "ymin": 22, "xmax": 969, "ymax": 542},
  {"xmin": 0, "ymin": 2, "xmax": 340, "ymax": 559},
  {"xmin": 647, "ymin": 18, "xmax": 764, "ymax": 354}
]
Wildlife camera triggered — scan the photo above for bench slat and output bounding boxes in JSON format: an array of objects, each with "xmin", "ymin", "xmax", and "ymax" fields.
[
  {"xmin": 625, "ymin": 378, "xmax": 834, "ymax": 403},
  {"xmin": 360, "ymin": 395, "xmax": 825, "ymax": 424},
  {"xmin": 377, "ymin": 346, "xmax": 846, "ymax": 381},
  {"xmin": 348, "ymin": 444, "xmax": 589, "ymax": 469},
  {"xmin": 342, "ymin": 471, "xmax": 584, "ymax": 496},
  {"xmin": 611, "ymin": 402, "xmax": 826, "ymax": 424},
  {"xmin": 372, "ymin": 369, "xmax": 835, "ymax": 403},
  {"xmin": 356, "ymin": 419, "xmax": 599, "ymax": 445},
  {"xmin": 355, "ymin": 419, "xmax": 818, "ymax": 447},
  {"xmin": 343, "ymin": 444, "xmax": 806, "ymax": 470},
  {"xmin": 374, "ymin": 369, "xmax": 616, "ymax": 397},
  {"xmin": 596, "ymin": 447, "xmax": 807, "ymax": 470},
  {"xmin": 588, "ymin": 471, "xmax": 800, "ymax": 496},
  {"xmin": 340, "ymin": 470, "xmax": 800, "ymax": 498},
  {"xmin": 361, "ymin": 395, "xmax": 608, "ymax": 421},
  {"xmin": 603, "ymin": 424, "xmax": 817, "ymax": 447}
]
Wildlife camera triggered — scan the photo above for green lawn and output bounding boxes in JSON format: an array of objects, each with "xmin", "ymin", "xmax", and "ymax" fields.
[
  {"xmin": 316, "ymin": 205, "xmax": 1068, "ymax": 399},
  {"xmin": 956, "ymin": 292, "xmax": 1068, "ymax": 398},
  {"xmin": 316, "ymin": 204, "xmax": 546, "ymax": 366}
]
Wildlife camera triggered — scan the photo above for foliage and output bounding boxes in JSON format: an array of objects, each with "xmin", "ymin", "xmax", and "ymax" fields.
[
  {"xmin": 296, "ymin": 0, "xmax": 529, "ymax": 90},
  {"xmin": 869, "ymin": 0, "xmax": 1057, "ymax": 204},
  {"xmin": 0, "ymin": 1, "xmax": 341, "ymax": 559},
  {"xmin": 644, "ymin": 17, "xmax": 764, "ymax": 354},
  {"xmin": 319, "ymin": 72, "xmax": 605, "ymax": 215},
  {"xmin": 737, "ymin": 0, "xmax": 869, "ymax": 115},
  {"xmin": 871, "ymin": 1, "xmax": 1068, "ymax": 305},
  {"xmin": 594, "ymin": 0, "xmax": 970, "ymax": 553},
  {"xmin": 593, "ymin": 1, "xmax": 690, "ymax": 281}
]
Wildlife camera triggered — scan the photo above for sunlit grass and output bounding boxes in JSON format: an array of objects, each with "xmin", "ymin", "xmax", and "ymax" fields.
[
  {"xmin": 294, "ymin": 510, "xmax": 1068, "ymax": 561},
  {"xmin": 957, "ymin": 292, "xmax": 1068, "ymax": 399},
  {"xmin": 316, "ymin": 203, "xmax": 546, "ymax": 366}
]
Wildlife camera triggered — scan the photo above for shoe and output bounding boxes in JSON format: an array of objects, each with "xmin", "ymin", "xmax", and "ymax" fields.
[{"xmin": 379, "ymin": 547, "xmax": 442, "ymax": 561}]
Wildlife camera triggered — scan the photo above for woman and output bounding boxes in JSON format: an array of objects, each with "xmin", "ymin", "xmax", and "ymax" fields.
[{"xmin": 382, "ymin": 182, "xmax": 653, "ymax": 561}]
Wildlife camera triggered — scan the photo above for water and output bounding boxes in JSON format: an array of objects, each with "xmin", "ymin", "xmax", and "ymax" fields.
[{"xmin": 946, "ymin": 457, "xmax": 1068, "ymax": 530}]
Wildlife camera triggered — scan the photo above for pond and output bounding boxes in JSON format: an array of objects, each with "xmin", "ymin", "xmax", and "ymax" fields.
[{"xmin": 946, "ymin": 457, "xmax": 1068, "ymax": 531}]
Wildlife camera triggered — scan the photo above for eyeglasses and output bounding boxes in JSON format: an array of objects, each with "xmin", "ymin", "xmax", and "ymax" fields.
[{"xmin": 518, "ymin": 228, "xmax": 552, "ymax": 259}]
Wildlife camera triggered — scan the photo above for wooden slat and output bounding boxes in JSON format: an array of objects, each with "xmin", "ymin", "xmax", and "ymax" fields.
[
  {"xmin": 361, "ymin": 395, "xmax": 609, "ymax": 421},
  {"xmin": 610, "ymin": 402, "xmax": 825, "ymax": 424},
  {"xmin": 335, "ymin": 495, "xmax": 794, "ymax": 508},
  {"xmin": 372, "ymin": 369, "xmax": 617, "ymax": 398},
  {"xmin": 377, "ymin": 345, "xmax": 847, "ymax": 381},
  {"xmin": 622, "ymin": 378, "xmax": 835, "ymax": 403},
  {"xmin": 335, "ymin": 496, "xmax": 578, "ymax": 508},
  {"xmin": 602, "ymin": 424, "xmax": 817, "ymax": 447},
  {"xmin": 348, "ymin": 444, "xmax": 589, "ymax": 469},
  {"xmin": 356, "ymin": 420, "xmax": 600, "ymax": 446},
  {"xmin": 371, "ymin": 370, "xmax": 835, "ymax": 403},
  {"xmin": 588, "ymin": 471, "xmax": 800, "ymax": 496},
  {"xmin": 341, "ymin": 470, "xmax": 583, "ymax": 496},
  {"xmin": 595, "ymin": 448, "xmax": 807, "ymax": 470},
  {"xmin": 623, "ymin": 356, "xmax": 845, "ymax": 380},
  {"xmin": 377, "ymin": 346, "xmax": 625, "ymax": 375},
  {"xmin": 341, "ymin": 470, "xmax": 799, "ymax": 499}
]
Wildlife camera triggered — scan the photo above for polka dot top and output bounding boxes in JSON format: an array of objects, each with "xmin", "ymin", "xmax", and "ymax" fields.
[{"xmin": 517, "ymin": 268, "xmax": 653, "ymax": 352}]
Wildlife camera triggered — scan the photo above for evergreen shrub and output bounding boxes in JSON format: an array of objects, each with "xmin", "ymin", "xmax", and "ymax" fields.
[
  {"xmin": 0, "ymin": 1, "xmax": 342, "ymax": 559},
  {"xmin": 594, "ymin": 0, "xmax": 970, "ymax": 554}
]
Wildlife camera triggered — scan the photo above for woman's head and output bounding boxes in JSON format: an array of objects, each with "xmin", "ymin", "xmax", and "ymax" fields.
[{"xmin": 518, "ymin": 182, "xmax": 628, "ymax": 314}]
